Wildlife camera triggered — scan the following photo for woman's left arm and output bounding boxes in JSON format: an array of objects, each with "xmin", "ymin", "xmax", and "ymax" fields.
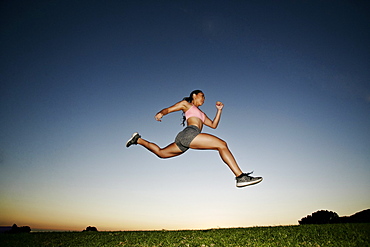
[{"xmin": 204, "ymin": 101, "xmax": 224, "ymax": 129}]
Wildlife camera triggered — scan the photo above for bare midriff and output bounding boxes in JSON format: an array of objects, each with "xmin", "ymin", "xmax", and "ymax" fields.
[{"xmin": 186, "ymin": 117, "xmax": 203, "ymax": 131}]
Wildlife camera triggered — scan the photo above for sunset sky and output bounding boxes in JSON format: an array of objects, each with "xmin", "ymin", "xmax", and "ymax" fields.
[{"xmin": 1, "ymin": 0, "xmax": 369, "ymax": 231}]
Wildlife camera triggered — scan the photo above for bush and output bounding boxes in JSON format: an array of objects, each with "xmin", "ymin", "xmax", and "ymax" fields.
[
  {"xmin": 83, "ymin": 226, "xmax": 98, "ymax": 232},
  {"xmin": 299, "ymin": 210, "xmax": 339, "ymax": 225},
  {"xmin": 6, "ymin": 224, "xmax": 31, "ymax": 233},
  {"xmin": 299, "ymin": 209, "xmax": 370, "ymax": 225}
]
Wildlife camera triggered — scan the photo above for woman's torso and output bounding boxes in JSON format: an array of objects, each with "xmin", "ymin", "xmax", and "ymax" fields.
[{"xmin": 184, "ymin": 104, "xmax": 205, "ymax": 131}]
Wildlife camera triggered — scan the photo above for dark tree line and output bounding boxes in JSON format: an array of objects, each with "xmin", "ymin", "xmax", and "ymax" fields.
[
  {"xmin": 5, "ymin": 224, "xmax": 31, "ymax": 233},
  {"xmin": 299, "ymin": 209, "xmax": 370, "ymax": 225}
]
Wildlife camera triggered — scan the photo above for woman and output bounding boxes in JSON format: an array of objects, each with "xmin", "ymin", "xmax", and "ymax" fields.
[{"xmin": 126, "ymin": 90, "xmax": 262, "ymax": 188}]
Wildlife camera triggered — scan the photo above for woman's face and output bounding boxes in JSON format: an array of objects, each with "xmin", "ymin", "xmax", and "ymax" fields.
[{"xmin": 193, "ymin": 92, "xmax": 205, "ymax": 106}]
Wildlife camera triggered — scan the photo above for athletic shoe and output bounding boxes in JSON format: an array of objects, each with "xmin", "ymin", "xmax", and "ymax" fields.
[
  {"xmin": 236, "ymin": 171, "xmax": 263, "ymax": 187},
  {"xmin": 126, "ymin": 132, "xmax": 141, "ymax": 147}
]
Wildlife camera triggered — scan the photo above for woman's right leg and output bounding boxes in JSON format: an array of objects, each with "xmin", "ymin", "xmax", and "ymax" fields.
[
  {"xmin": 189, "ymin": 133, "xmax": 243, "ymax": 176},
  {"xmin": 137, "ymin": 138, "xmax": 184, "ymax": 159}
]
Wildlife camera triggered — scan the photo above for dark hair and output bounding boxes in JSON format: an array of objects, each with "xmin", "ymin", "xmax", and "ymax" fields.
[
  {"xmin": 183, "ymin": 89, "xmax": 203, "ymax": 103},
  {"xmin": 181, "ymin": 90, "xmax": 203, "ymax": 126}
]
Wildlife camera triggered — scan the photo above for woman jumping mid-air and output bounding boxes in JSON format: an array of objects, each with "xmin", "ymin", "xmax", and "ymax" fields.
[{"xmin": 126, "ymin": 90, "xmax": 263, "ymax": 188}]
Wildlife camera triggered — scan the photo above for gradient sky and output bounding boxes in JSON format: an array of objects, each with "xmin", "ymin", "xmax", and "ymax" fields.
[{"xmin": 1, "ymin": 0, "xmax": 369, "ymax": 231}]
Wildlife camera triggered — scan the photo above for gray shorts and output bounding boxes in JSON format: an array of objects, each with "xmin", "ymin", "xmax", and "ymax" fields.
[{"xmin": 175, "ymin": 125, "xmax": 201, "ymax": 152}]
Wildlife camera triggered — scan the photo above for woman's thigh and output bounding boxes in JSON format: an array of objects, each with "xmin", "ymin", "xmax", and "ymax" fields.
[
  {"xmin": 189, "ymin": 133, "xmax": 225, "ymax": 150},
  {"xmin": 159, "ymin": 142, "xmax": 184, "ymax": 158}
]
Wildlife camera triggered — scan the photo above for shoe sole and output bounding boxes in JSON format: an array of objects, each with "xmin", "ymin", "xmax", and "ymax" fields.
[
  {"xmin": 126, "ymin": 132, "xmax": 139, "ymax": 147},
  {"xmin": 236, "ymin": 177, "xmax": 263, "ymax": 188}
]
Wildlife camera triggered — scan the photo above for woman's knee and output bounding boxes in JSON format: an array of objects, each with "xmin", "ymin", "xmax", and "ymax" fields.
[
  {"xmin": 156, "ymin": 148, "xmax": 182, "ymax": 159},
  {"xmin": 156, "ymin": 152, "xmax": 168, "ymax": 159},
  {"xmin": 153, "ymin": 149, "xmax": 167, "ymax": 159},
  {"xmin": 216, "ymin": 139, "xmax": 228, "ymax": 149}
]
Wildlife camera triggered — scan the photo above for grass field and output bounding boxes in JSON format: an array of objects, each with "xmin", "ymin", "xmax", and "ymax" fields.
[{"xmin": 1, "ymin": 223, "xmax": 369, "ymax": 246}]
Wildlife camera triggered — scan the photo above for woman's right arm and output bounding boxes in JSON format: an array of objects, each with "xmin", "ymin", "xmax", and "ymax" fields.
[{"xmin": 154, "ymin": 100, "xmax": 188, "ymax": 121}]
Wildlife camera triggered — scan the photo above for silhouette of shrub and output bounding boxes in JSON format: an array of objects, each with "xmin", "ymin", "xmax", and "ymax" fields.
[
  {"xmin": 83, "ymin": 226, "xmax": 98, "ymax": 232},
  {"xmin": 299, "ymin": 210, "xmax": 339, "ymax": 225},
  {"xmin": 299, "ymin": 209, "xmax": 370, "ymax": 225},
  {"xmin": 6, "ymin": 224, "xmax": 31, "ymax": 233}
]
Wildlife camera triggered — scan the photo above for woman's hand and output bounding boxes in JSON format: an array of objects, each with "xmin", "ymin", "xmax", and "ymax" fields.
[
  {"xmin": 154, "ymin": 101, "xmax": 187, "ymax": 122},
  {"xmin": 154, "ymin": 112, "xmax": 163, "ymax": 121},
  {"xmin": 216, "ymin": 101, "xmax": 224, "ymax": 110}
]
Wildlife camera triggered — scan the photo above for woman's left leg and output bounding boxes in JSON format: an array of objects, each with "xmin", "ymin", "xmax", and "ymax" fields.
[
  {"xmin": 126, "ymin": 132, "xmax": 183, "ymax": 158},
  {"xmin": 137, "ymin": 138, "xmax": 184, "ymax": 159},
  {"xmin": 189, "ymin": 133, "xmax": 243, "ymax": 176}
]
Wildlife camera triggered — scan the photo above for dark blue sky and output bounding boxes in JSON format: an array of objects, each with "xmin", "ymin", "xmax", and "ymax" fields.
[{"xmin": 1, "ymin": 0, "xmax": 369, "ymax": 230}]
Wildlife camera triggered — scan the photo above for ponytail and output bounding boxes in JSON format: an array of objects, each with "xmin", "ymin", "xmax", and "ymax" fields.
[{"xmin": 181, "ymin": 114, "xmax": 186, "ymax": 126}]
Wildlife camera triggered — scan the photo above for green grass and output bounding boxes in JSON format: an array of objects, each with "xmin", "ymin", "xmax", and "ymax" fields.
[{"xmin": 1, "ymin": 224, "xmax": 369, "ymax": 246}]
